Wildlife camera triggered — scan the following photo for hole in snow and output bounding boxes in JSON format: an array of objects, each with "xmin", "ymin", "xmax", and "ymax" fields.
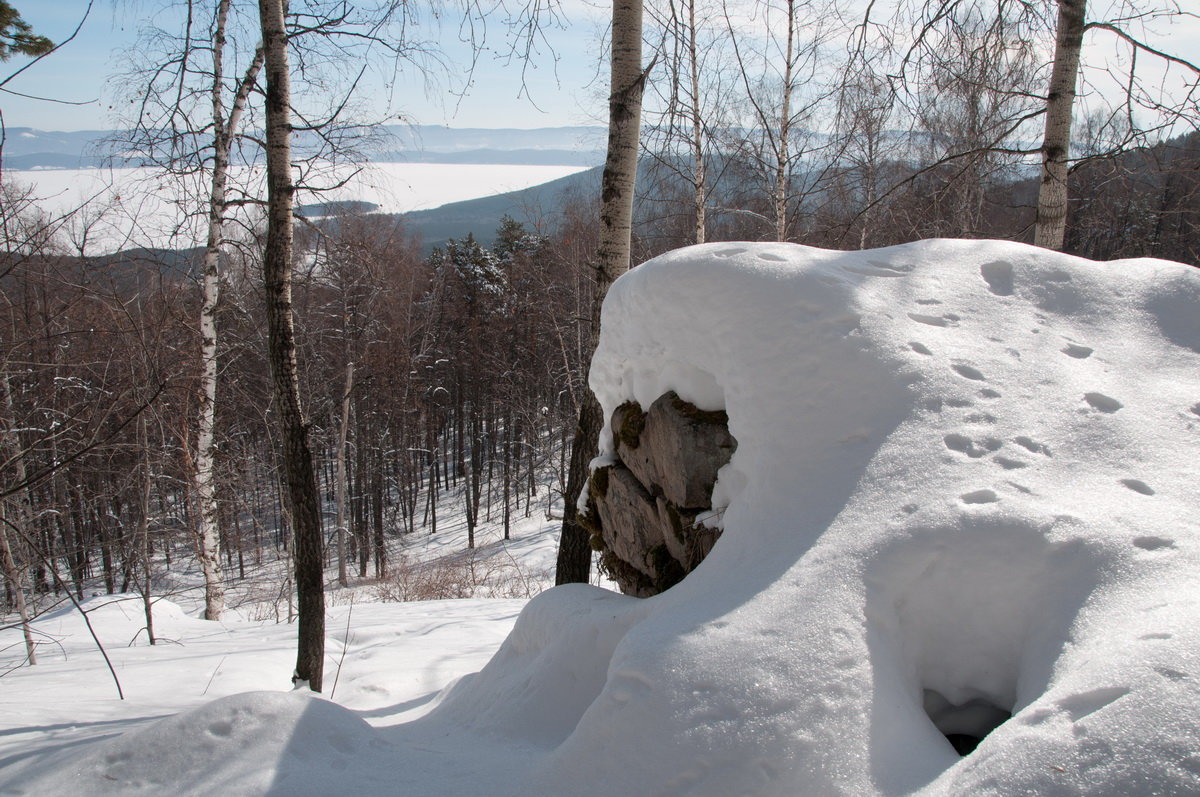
[
  {"xmin": 923, "ymin": 689, "xmax": 1012, "ymax": 755},
  {"xmin": 869, "ymin": 520, "xmax": 1109, "ymax": 778}
]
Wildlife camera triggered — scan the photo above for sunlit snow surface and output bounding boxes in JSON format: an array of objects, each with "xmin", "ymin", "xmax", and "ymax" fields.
[
  {"xmin": 7, "ymin": 163, "xmax": 589, "ymax": 255},
  {"xmin": 4, "ymin": 240, "xmax": 1199, "ymax": 795}
]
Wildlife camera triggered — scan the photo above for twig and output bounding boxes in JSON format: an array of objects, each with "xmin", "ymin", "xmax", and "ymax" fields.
[
  {"xmin": 1, "ymin": 516, "xmax": 124, "ymax": 699},
  {"xmin": 328, "ymin": 599, "xmax": 354, "ymax": 700}
]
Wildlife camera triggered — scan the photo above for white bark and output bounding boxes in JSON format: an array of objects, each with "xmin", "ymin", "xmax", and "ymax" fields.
[
  {"xmin": 193, "ymin": 0, "xmax": 264, "ymax": 622},
  {"xmin": 686, "ymin": 0, "xmax": 707, "ymax": 244},
  {"xmin": 1035, "ymin": 0, "xmax": 1086, "ymax": 250}
]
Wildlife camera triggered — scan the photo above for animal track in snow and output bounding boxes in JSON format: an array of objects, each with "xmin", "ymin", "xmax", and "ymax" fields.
[
  {"xmin": 1084, "ymin": 392, "xmax": 1123, "ymax": 413},
  {"xmin": 1133, "ymin": 536, "xmax": 1175, "ymax": 551},
  {"xmin": 980, "ymin": 260, "xmax": 1014, "ymax": 296},
  {"xmin": 952, "ymin": 363, "xmax": 986, "ymax": 381},
  {"xmin": 712, "ymin": 248, "xmax": 746, "ymax": 257},
  {"xmin": 963, "ymin": 412, "xmax": 996, "ymax": 424},
  {"xmin": 910, "ymin": 342, "xmax": 932, "ymax": 355},
  {"xmin": 1062, "ymin": 343, "xmax": 1093, "ymax": 359},
  {"xmin": 960, "ymin": 489, "xmax": 999, "ymax": 504},
  {"xmin": 1120, "ymin": 479, "xmax": 1155, "ymax": 496},
  {"xmin": 1191, "ymin": 403, "xmax": 1200, "ymax": 417},
  {"xmin": 902, "ymin": 309, "xmax": 960, "ymax": 326},
  {"xmin": 758, "ymin": 252, "xmax": 787, "ymax": 262},
  {"xmin": 1154, "ymin": 667, "xmax": 1189, "ymax": 682},
  {"xmin": 842, "ymin": 262, "xmax": 908, "ymax": 278},
  {"xmin": 1058, "ymin": 687, "xmax": 1128, "ymax": 721},
  {"xmin": 980, "ymin": 388, "xmax": 1002, "ymax": 399},
  {"xmin": 1014, "ymin": 436, "xmax": 1051, "ymax": 456},
  {"xmin": 994, "ymin": 456, "xmax": 1028, "ymax": 470},
  {"xmin": 944, "ymin": 434, "xmax": 1002, "ymax": 458}
]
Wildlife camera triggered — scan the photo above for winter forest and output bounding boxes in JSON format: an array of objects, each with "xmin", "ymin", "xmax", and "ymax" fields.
[{"xmin": 1, "ymin": 0, "xmax": 1199, "ymax": 793}]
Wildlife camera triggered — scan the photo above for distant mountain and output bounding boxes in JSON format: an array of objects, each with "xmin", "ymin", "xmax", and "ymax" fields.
[
  {"xmin": 1, "ymin": 125, "xmax": 606, "ymax": 170},
  {"xmin": 401, "ymin": 166, "xmax": 602, "ymax": 250},
  {"xmin": 373, "ymin": 125, "xmax": 605, "ymax": 156}
]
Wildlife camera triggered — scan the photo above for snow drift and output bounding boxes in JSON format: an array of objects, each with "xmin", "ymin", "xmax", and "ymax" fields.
[
  {"xmin": 460, "ymin": 239, "xmax": 1200, "ymax": 795},
  {"xmin": 8, "ymin": 239, "xmax": 1198, "ymax": 796}
]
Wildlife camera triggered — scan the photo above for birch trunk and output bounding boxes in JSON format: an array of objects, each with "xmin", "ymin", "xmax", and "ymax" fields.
[
  {"xmin": 259, "ymin": 0, "xmax": 325, "ymax": 692},
  {"xmin": 1034, "ymin": 0, "xmax": 1086, "ymax": 250},
  {"xmin": 773, "ymin": 0, "xmax": 796, "ymax": 243},
  {"xmin": 194, "ymin": 0, "xmax": 264, "ymax": 622},
  {"xmin": 556, "ymin": 0, "xmax": 646, "ymax": 585},
  {"xmin": 687, "ymin": 0, "xmax": 706, "ymax": 244}
]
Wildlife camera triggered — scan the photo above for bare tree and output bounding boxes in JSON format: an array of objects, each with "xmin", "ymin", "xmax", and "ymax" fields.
[
  {"xmin": 556, "ymin": 0, "xmax": 649, "ymax": 584},
  {"xmin": 257, "ymin": 0, "xmax": 325, "ymax": 692}
]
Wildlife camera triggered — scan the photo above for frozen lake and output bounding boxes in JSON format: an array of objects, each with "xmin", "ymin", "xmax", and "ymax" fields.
[{"xmin": 7, "ymin": 162, "xmax": 590, "ymax": 255}]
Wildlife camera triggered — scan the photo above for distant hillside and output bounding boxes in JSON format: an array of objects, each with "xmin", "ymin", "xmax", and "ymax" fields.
[
  {"xmin": 400, "ymin": 166, "xmax": 602, "ymax": 250},
  {"xmin": 1, "ymin": 125, "xmax": 606, "ymax": 170}
]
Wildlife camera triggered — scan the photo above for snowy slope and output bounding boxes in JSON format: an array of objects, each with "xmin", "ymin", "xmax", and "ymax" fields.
[{"xmin": 4, "ymin": 239, "xmax": 1198, "ymax": 796}]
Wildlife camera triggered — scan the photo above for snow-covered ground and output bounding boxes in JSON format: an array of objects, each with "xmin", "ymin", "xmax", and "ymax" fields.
[
  {"xmin": 6, "ymin": 162, "xmax": 589, "ymax": 255},
  {"xmin": 3, "ymin": 239, "xmax": 1198, "ymax": 795}
]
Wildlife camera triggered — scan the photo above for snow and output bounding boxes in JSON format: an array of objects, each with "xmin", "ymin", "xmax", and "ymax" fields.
[
  {"xmin": 3, "ymin": 239, "xmax": 1199, "ymax": 795},
  {"xmin": 5, "ymin": 162, "xmax": 590, "ymax": 255}
]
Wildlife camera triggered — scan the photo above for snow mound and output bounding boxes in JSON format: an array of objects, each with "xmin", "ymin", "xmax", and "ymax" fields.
[
  {"xmin": 10, "ymin": 240, "xmax": 1196, "ymax": 796},
  {"xmin": 6, "ymin": 691, "xmax": 382, "ymax": 796},
  {"xmin": 438, "ymin": 240, "xmax": 1200, "ymax": 794}
]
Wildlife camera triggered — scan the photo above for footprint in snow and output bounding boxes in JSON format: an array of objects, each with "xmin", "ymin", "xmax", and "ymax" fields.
[
  {"xmin": 1120, "ymin": 479, "xmax": 1154, "ymax": 496},
  {"xmin": 1084, "ymin": 392, "xmax": 1123, "ymax": 413},
  {"xmin": 994, "ymin": 456, "xmax": 1028, "ymax": 470},
  {"xmin": 910, "ymin": 342, "xmax": 932, "ymax": 355},
  {"xmin": 908, "ymin": 313, "xmax": 956, "ymax": 328},
  {"xmin": 841, "ymin": 263, "xmax": 907, "ymax": 278},
  {"xmin": 1062, "ymin": 343, "xmax": 1093, "ymax": 359},
  {"xmin": 952, "ymin": 363, "xmax": 986, "ymax": 381},
  {"xmin": 960, "ymin": 489, "xmax": 999, "ymax": 504},
  {"xmin": 757, "ymin": 252, "xmax": 786, "ymax": 262},
  {"xmin": 980, "ymin": 260, "xmax": 1014, "ymax": 296},
  {"xmin": 712, "ymin": 248, "xmax": 746, "ymax": 258},
  {"xmin": 1133, "ymin": 536, "xmax": 1175, "ymax": 551},
  {"xmin": 1014, "ymin": 436, "xmax": 1051, "ymax": 456},
  {"xmin": 1058, "ymin": 686, "xmax": 1128, "ymax": 721},
  {"xmin": 943, "ymin": 434, "xmax": 1001, "ymax": 458}
]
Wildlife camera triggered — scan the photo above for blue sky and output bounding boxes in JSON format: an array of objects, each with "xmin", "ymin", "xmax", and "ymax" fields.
[
  {"xmin": 2, "ymin": 1, "xmax": 1197, "ymax": 133},
  {"xmin": 1, "ymin": 0, "xmax": 608, "ymax": 131}
]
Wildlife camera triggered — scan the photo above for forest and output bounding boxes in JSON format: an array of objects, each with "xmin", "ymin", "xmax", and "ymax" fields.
[{"xmin": 1, "ymin": 0, "xmax": 1197, "ymax": 686}]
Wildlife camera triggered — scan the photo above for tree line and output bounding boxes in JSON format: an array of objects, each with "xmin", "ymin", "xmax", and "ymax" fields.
[{"xmin": 1, "ymin": 0, "xmax": 1196, "ymax": 687}]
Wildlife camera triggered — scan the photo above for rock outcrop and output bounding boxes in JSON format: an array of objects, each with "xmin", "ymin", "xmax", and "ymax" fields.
[{"xmin": 582, "ymin": 392, "xmax": 735, "ymax": 596}]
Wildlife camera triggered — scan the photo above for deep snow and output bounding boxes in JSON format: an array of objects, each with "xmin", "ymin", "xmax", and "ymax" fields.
[{"xmin": 3, "ymin": 239, "xmax": 1199, "ymax": 795}]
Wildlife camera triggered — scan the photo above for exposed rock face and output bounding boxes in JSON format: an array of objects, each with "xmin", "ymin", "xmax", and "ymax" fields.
[{"xmin": 584, "ymin": 392, "xmax": 735, "ymax": 596}]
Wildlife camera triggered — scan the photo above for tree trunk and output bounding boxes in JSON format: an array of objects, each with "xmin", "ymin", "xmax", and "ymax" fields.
[
  {"xmin": 556, "ymin": 0, "xmax": 646, "ymax": 585},
  {"xmin": 192, "ymin": 0, "xmax": 263, "ymax": 622},
  {"xmin": 1035, "ymin": 0, "xmax": 1086, "ymax": 250},
  {"xmin": 773, "ymin": 0, "xmax": 796, "ymax": 242},
  {"xmin": 259, "ymin": 0, "xmax": 325, "ymax": 692},
  {"xmin": 334, "ymin": 360, "xmax": 353, "ymax": 587},
  {"xmin": 0, "ymin": 370, "xmax": 36, "ymax": 664},
  {"xmin": 686, "ymin": 0, "xmax": 706, "ymax": 244}
]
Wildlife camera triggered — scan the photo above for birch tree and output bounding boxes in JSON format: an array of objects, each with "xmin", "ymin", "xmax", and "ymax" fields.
[{"xmin": 556, "ymin": 0, "xmax": 648, "ymax": 584}]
